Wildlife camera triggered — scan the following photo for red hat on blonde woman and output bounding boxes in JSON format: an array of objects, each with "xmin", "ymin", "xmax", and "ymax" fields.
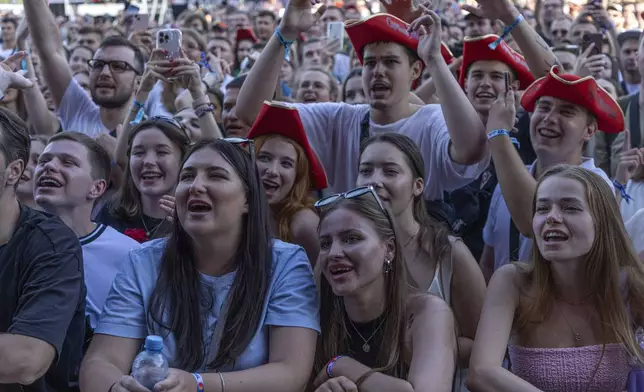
[
  {"xmin": 521, "ymin": 66, "xmax": 624, "ymax": 134},
  {"xmin": 247, "ymin": 101, "xmax": 328, "ymax": 190}
]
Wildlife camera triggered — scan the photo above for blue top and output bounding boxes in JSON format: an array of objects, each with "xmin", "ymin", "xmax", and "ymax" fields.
[{"xmin": 96, "ymin": 238, "xmax": 320, "ymax": 372}]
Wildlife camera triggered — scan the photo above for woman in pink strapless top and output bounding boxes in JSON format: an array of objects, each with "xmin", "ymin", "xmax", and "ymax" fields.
[{"xmin": 468, "ymin": 166, "xmax": 644, "ymax": 392}]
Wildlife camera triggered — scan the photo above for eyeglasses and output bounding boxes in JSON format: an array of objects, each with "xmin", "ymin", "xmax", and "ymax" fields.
[
  {"xmin": 552, "ymin": 29, "xmax": 569, "ymax": 37},
  {"xmin": 223, "ymin": 137, "xmax": 255, "ymax": 163},
  {"xmin": 87, "ymin": 59, "xmax": 142, "ymax": 75},
  {"xmin": 314, "ymin": 186, "xmax": 394, "ymax": 228}
]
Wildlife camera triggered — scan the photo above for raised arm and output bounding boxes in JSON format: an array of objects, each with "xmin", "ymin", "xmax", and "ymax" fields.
[
  {"xmin": 24, "ymin": 0, "xmax": 73, "ymax": 107},
  {"xmin": 412, "ymin": 11, "xmax": 488, "ymax": 165},
  {"xmin": 16, "ymin": 22, "xmax": 60, "ymax": 136},
  {"xmin": 464, "ymin": 0, "xmax": 558, "ymax": 79},
  {"xmin": 236, "ymin": 0, "xmax": 326, "ymax": 127}
]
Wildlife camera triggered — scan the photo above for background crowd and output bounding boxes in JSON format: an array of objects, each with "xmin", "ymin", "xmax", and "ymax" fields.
[{"xmin": 3, "ymin": 0, "xmax": 644, "ymax": 391}]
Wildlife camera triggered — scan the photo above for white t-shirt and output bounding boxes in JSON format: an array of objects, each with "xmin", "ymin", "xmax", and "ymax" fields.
[
  {"xmin": 291, "ymin": 102, "xmax": 490, "ymax": 200},
  {"xmin": 58, "ymin": 79, "xmax": 108, "ymax": 137},
  {"xmin": 483, "ymin": 158, "xmax": 613, "ymax": 271},
  {"xmin": 80, "ymin": 223, "xmax": 141, "ymax": 329},
  {"xmin": 620, "ymin": 181, "xmax": 644, "ymax": 222}
]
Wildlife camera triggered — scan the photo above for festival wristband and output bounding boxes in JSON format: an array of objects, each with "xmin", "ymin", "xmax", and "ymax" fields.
[
  {"xmin": 193, "ymin": 373, "xmax": 205, "ymax": 392},
  {"xmin": 192, "ymin": 95, "xmax": 211, "ymax": 109},
  {"xmin": 613, "ymin": 179, "xmax": 634, "ymax": 204},
  {"xmin": 489, "ymin": 14, "xmax": 524, "ymax": 50},
  {"xmin": 326, "ymin": 355, "xmax": 346, "ymax": 379},
  {"xmin": 195, "ymin": 103, "xmax": 215, "ymax": 118},
  {"xmin": 131, "ymin": 100, "xmax": 145, "ymax": 111},
  {"xmin": 274, "ymin": 27, "xmax": 295, "ymax": 61},
  {"xmin": 488, "ymin": 129, "xmax": 510, "ymax": 140}
]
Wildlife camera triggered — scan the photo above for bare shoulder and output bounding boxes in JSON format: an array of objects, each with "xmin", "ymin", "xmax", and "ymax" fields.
[
  {"xmin": 290, "ymin": 208, "xmax": 319, "ymax": 235},
  {"xmin": 407, "ymin": 293, "xmax": 453, "ymax": 322}
]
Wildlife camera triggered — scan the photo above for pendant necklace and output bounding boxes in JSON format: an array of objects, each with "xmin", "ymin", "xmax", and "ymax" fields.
[
  {"xmin": 347, "ymin": 316, "xmax": 386, "ymax": 353},
  {"xmin": 557, "ymin": 302, "xmax": 594, "ymax": 343}
]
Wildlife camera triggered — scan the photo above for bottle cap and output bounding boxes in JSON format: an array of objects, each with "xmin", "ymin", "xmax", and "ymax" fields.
[{"xmin": 145, "ymin": 335, "xmax": 164, "ymax": 352}]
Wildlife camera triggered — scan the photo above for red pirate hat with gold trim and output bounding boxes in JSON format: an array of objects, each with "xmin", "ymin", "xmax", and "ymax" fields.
[
  {"xmin": 235, "ymin": 28, "xmax": 259, "ymax": 44},
  {"xmin": 247, "ymin": 101, "xmax": 328, "ymax": 190},
  {"xmin": 521, "ymin": 66, "xmax": 624, "ymax": 134},
  {"xmin": 458, "ymin": 34, "xmax": 534, "ymax": 90},
  {"xmin": 344, "ymin": 14, "xmax": 454, "ymax": 65}
]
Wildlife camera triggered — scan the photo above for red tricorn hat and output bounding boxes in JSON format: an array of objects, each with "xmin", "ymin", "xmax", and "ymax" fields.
[
  {"xmin": 458, "ymin": 34, "xmax": 534, "ymax": 90},
  {"xmin": 345, "ymin": 14, "xmax": 454, "ymax": 65},
  {"xmin": 247, "ymin": 101, "xmax": 328, "ymax": 190},
  {"xmin": 521, "ymin": 66, "xmax": 624, "ymax": 134},
  {"xmin": 235, "ymin": 28, "xmax": 259, "ymax": 44}
]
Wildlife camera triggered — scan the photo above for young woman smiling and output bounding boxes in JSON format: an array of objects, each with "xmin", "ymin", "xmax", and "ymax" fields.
[
  {"xmin": 81, "ymin": 139, "xmax": 319, "ymax": 392},
  {"xmin": 468, "ymin": 165, "xmax": 644, "ymax": 392},
  {"xmin": 312, "ymin": 186, "xmax": 457, "ymax": 392},
  {"xmin": 356, "ymin": 133, "xmax": 486, "ymax": 391},
  {"xmin": 248, "ymin": 101, "xmax": 328, "ymax": 263}
]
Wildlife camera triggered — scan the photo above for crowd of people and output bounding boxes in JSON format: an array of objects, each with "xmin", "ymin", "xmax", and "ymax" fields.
[{"xmin": 2, "ymin": 0, "xmax": 644, "ymax": 390}]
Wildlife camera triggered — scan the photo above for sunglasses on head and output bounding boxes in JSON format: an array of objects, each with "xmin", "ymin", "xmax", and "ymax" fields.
[
  {"xmin": 223, "ymin": 137, "xmax": 255, "ymax": 163},
  {"xmin": 314, "ymin": 186, "xmax": 394, "ymax": 227},
  {"xmin": 147, "ymin": 116, "xmax": 190, "ymax": 139}
]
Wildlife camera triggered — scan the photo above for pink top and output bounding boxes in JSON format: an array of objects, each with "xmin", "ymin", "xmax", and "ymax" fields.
[{"xmin": 508, "ymin": 343, "xmax": 631, "ymax": 392}]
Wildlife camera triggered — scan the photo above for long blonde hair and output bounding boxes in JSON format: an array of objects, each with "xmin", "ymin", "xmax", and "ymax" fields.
[
  {"xmin": 254, "ymin": 134, "xmax": 314, "ymax": 242},
  {"xmin": 314, "ymin": 196, "xmax": 409, "ymax": 385},
  {"xmin": 515, "ymin": 164, "xmax": 644, "ymax": 363}
]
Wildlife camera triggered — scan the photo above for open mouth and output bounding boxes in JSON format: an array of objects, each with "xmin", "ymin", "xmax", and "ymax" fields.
[
  {"xmin": 370, "ymin": 82, "xmax": 390, "ymax": 97},
  {"xmin": 262, "ymin": 179, "xmax": 279, "ymax": 193},
  {"xmin": 329, "ymin": 265, "xmax": 354, "ymax": 277},
  {"xmin": 302, "ymin": 93, "xmax": 318, "ymax": 103},
  {"xmin": 187, "ymin": 199, "xmax": 213, "ymax": 213},
  {"xmin": 475, "ymin": 91, "xmax": 496, "ymax": 99},
  {"xmin": 543, "ymin": 230, "xmax": 569, "ymax": 242},
  {"xmin": 141, "ymin": 172, "xmax": 163, "ymax": 181},
  {"xmin": 37, "ymin": 176, "xmax": 63, "ymax": 188},
  {"xmin": 537, "ymin": 128, "xmax": 561, "ymax": 139}
]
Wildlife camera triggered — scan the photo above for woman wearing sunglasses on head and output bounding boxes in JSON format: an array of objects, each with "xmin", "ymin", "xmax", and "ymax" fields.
[
  {"xmin": 312, "ymin": 186, "xmax": 457, "ymax": 392},
  {"xmin": 248, "ymin": 101, "xmax": 328, "ymax": 263},
  {"xmin": 95, "ymin": 117, "xmax": 191, "ymax": 242},
  {"xmin": 469, "ymin": 165, "xmax": 644, "ymax": 392},
  {"xmin": 81, "ymin": 138, "xmax": 320, "ymax": 392},
  {"xmin": 356, "ymin": 133, "xmax": 486, "ymax": 391}
]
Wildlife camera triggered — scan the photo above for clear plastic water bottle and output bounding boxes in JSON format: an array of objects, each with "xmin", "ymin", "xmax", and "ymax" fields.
[{"xmin": 131, "ymin": 335, "xmax": 169, "ymax": 390}]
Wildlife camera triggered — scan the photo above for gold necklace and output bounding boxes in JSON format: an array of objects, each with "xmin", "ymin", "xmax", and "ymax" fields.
[
  {"xmin": 347, "ymin": 316, "xmax": 386, "ymax": 353},
  {"xmin": 403, "ymin": 226, "xmax": 420, "ymax": 248},
  {"xmin": 556, "ymin": 302, "xmax": 594, "ymax": 343}
]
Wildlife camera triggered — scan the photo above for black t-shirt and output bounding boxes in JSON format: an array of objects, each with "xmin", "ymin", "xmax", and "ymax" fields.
[
  {"xmin": 0, "ymin": 205, "xmax": 86, "ymax": 392},
  {"xmin": 94, "ymin": 202, "xmax": 169, "ymax": 243}
]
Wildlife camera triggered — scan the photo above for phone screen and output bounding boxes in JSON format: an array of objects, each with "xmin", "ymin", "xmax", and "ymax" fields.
[
  {"xmin": 326, "ymin": 21, "xmax": 345, "ymax": 50},
  {"xmin": 504, "ymin": 72, "xmax": 510, "ymax": 93},
  {"xmin": 581, "ymin": 33, "xmax": 603, "ymax": 56}
]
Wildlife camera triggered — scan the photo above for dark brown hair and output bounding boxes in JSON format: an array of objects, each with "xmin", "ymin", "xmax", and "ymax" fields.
[
  {"xmin": 0, "ymin": 107, "xmax": 29, "ymax": 169},
  {"xmin": 48, "ymin": 131, "xmax": 112, "ymax": 181},
  {"xmin": 148, "ymin": 139, "xmax": 273, "ymax": 370}
]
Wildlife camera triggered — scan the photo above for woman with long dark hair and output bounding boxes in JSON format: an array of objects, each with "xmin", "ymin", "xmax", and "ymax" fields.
[
  {"xmin": 81, "ymin": 139, "xmax": 319, "ymax": 392},
  {"xmin": 248, "ymin": 101, "xmax": 327, "ymax": 262},
  {"xmin": 312, "ymin": 186, "xmax": 457, "ymax": 392}
]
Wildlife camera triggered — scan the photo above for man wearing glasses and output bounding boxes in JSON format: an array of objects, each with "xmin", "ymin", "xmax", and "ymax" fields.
[{"xmin": 24, "ymin": 0, "xmax": 144, "ymax": 137}]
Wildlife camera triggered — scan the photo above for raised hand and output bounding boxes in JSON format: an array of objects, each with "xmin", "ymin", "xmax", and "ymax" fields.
[
  {"xmin": 461, "ymin": 0, "xmax": 518, "ymax": 24},
  {"xmin": 0, "ymin": 52, "xmax": 34, "ymax": 91},
  {"xmin": 409, "ymin": 6, "xmax": 443, "ymax": 65},
  {"xmin": 279, "ymin": 0, "xmax": 327, "ymax": 40},
  {"xmin": 16, "ymin": 18, "xmax": 29, "ymax": 46},
  {"xmin": 159, "ymin": 195, "xmax": 176, "ymax": 223},
  {"xmin": 139, "ymin": 49, "xmax": 170, "ymax": 93},
  {"xmin": 486, "ymin": 90, "xmax": 516, "ymax": 134},
  {"xmin": 379, "ymin": 0, "xmax": 428, "ymax": 24},
  {"xmin": 616, "ymin": 129, "xmax": 644, "ymax": 184}
]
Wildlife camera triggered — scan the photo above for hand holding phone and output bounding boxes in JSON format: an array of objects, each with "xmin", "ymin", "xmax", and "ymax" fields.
[
  {"xmin": 504, "ymin": 72, "xmax": 510, "ymax": 93},
  {"xmin": 326, "ymin": 21, "xmax": 345, "ymax": 51},
  {"xmin": 156, "ymin": 29, "xmax": 182, "ymax": 60}
]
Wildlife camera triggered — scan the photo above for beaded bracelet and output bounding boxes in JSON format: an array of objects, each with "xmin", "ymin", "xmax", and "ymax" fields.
[
  {"xmin": 326, "ymin": 355, "xmax": 346, "ymax": 378},
  {"xmin": 196, "ymin": 103, "xmax": 215, "ymax": 118}
]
